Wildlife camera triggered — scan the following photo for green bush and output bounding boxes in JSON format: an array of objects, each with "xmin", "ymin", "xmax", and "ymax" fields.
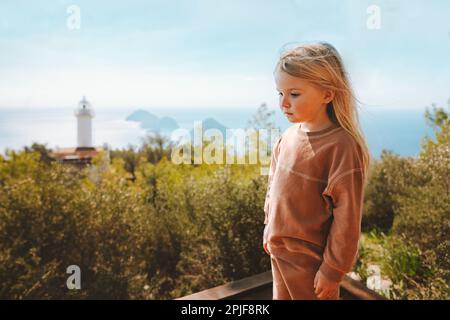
[
  {"xmin": 362, "ymin": 150, "xmax": 417, "ymax": 233},
  {"xmin": 356, "ymin": 103, "xmax": 450, "ymax": 299},
  {"xmin": 1, "ymin": 103, "xmax": 448, "ymax": 299},
  {"xmin": 0, "ymin": 151, "xmax": 153, "ymax": 299}
]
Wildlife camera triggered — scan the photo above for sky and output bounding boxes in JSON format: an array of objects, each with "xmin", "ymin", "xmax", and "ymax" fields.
[{"xmin": 0, "ymin": 0, "xmax": 449, "ymax": 110}]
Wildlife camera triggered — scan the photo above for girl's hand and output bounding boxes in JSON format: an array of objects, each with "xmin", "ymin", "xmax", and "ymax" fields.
[{"xmin": 314, "ymin": 270, "xmax": 340, "ymax": 300}]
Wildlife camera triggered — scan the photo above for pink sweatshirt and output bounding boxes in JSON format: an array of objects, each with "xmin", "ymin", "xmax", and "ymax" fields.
[{"xmin": 263, "ymin": 122, "xmax": 366, "ymax": 283}]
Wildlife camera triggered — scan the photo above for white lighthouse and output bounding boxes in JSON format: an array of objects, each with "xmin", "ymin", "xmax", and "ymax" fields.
[
  {"xmin": 75, "ymin": 96, "xmax": 94, "ymax": 149},
  {"xmin": 49, "ymin": 96, "xmax": 109, "ymax": 166}
]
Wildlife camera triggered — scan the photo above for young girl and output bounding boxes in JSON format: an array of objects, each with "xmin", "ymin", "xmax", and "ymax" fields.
[{"xmin": 263, "ymin": 42, "xmax": 371, "ymax": 300}]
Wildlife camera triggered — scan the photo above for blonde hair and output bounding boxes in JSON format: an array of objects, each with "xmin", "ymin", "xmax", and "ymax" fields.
[{"xmin": 274, "ymin": 42, "xmax": 372, "ymax": 180}]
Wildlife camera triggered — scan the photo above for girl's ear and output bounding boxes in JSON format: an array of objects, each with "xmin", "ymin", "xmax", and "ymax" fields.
[{"xmin": 323, "ymin": 89, "xmax": 335, "ymax": 104}]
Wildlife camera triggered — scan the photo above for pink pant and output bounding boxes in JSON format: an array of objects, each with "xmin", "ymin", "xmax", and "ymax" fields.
[{"xmin": 270, "ymin": 253, "xmax": 340, "ymax": 300}]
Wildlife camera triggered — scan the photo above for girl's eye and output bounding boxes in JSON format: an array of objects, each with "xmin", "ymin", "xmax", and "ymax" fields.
[{"xmin": 277, "ymin": 92, "xmax": 300, "ymax": 97}]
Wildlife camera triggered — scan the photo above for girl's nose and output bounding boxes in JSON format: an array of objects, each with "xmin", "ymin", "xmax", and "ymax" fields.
[{"xmin": 280, "ymin": 97, "xmax": 289, "ymax": 109}]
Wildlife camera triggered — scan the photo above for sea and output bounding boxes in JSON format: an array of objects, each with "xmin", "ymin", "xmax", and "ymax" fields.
[{"xmin": 0, "ymin": 106, "xmax": 436, "ymax": 160}]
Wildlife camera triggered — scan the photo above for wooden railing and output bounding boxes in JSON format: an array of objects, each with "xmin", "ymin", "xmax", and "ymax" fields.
[{"xmin": 176, "ymin": 271, "xmax": 387, "ymax": 300}]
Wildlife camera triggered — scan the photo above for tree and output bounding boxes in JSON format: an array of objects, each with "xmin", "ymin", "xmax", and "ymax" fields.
[
  {"xmin": 140, "ymin": 132, "xmax": 174, "ymax": 164},
  {"xmin": 23, "ymin": 142, "xmax": 54, "ymax": 165},
  {"xmin": 246, "ymin": 102, "xmax": 278, "ymax": 131},
  {"xmin": 110, "ymin": 145, "xmax": 141, "ymax": 182}
]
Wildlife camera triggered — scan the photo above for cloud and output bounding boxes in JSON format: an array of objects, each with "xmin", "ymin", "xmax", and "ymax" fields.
[
  {"xmin": 0, "ymin": 0, "xmax": 448, "ymax": 109},
  {"xmin": 0, "ymin": 66, "xmax": 274, "ymax": 109}
]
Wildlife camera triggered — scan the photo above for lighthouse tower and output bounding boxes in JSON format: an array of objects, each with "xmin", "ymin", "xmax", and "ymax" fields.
[
  {"xmin": 49, "ymin": 96, "xmax": 108, "ymax": 166},
  {"xmin": 75, "ymin": 96, "xmax": 94, "ymax": 149}
]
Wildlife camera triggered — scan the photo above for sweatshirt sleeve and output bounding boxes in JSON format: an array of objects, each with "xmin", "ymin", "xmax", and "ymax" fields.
[
  {"xmin": 264, "ymin": 136, "xmax": 282, "ymax": 224},
  {"xmin": 318, "ymin": 168, "xmax": 365, "ymax": 282}
]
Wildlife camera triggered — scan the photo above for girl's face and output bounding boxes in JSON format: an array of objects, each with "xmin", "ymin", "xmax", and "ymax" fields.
[{"xmin": 274, "ymin": 70, "xmax": 333, "ymax": 124}]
